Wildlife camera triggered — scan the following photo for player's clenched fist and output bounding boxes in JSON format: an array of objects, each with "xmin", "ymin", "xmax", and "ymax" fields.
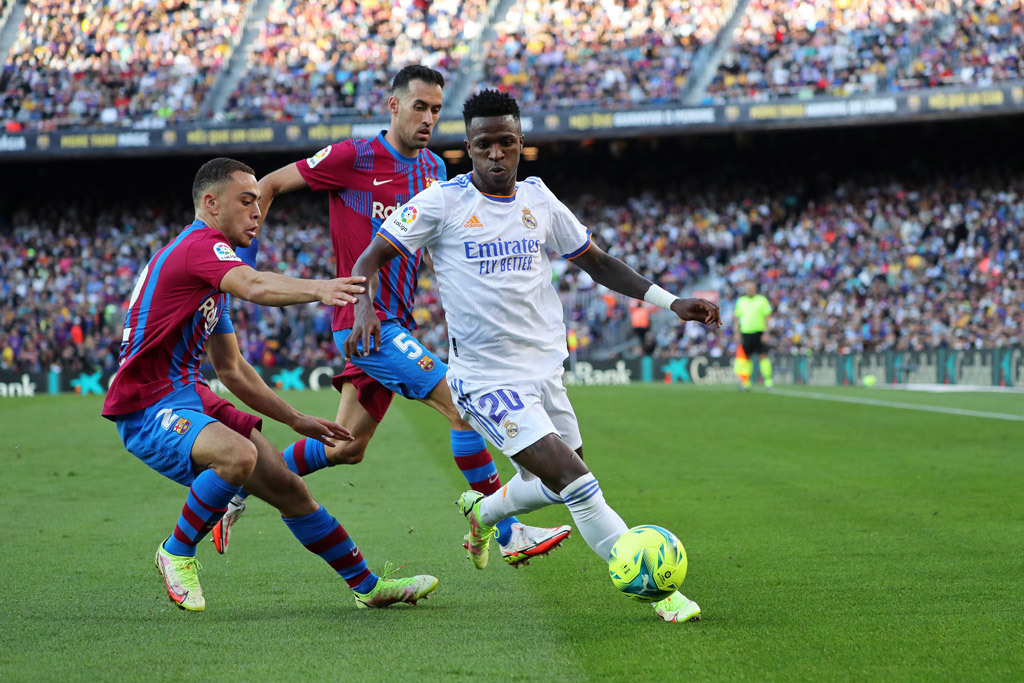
[
  {"xmin": 671, "ymin": 298, "xmax": 722, "ymax": 327},
  {"xmin": 318, "ymin": 276, "xmax": 366, "ymax": 307}
]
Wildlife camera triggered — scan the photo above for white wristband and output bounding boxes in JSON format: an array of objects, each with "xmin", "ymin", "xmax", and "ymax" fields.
[{"xmin": 643, "ymin": 284, "xmax": 678, "ymax": 310}]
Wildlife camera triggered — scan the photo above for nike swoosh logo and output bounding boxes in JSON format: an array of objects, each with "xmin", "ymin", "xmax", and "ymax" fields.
[{"xmin": 373, "ymin": 178, "xmax": 393, "ymax": 186}]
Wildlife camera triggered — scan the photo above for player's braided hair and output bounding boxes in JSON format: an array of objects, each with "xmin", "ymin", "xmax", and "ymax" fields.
[
  {"xmin": 462, "ymin": 89, "xmax": 520, "ymax": 125},
  {"xmin": 192, "ymin": 157, "xmax": 255, "ymax": 207},
  {"xmin": 392, "ymin": 65, "xmax": 445, "ymax": 95}
]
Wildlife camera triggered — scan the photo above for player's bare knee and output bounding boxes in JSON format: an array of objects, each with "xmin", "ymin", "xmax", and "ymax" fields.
[
  {"xmin": 235, "ymin": 440, "xmax": 258, "ymax": 477},
  {"xmin": 218, "ymin": 440, "xmax": 257, "ymax": 484}
]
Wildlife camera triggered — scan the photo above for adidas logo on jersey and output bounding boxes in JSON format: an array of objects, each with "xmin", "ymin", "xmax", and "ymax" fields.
[{"xmin": 463, "ymin": 215, "xmax": 483, "ymax": 228}]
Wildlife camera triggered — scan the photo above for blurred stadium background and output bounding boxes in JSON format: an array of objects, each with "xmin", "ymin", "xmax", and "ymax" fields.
[{"xmin": 1, "ymin": 0, "xmax": 1022, "ymax": 396}]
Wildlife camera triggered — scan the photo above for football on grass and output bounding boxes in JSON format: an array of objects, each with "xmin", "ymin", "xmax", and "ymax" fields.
[{"xmin": 608, "ymin": 525, "xmax": 687, "ymax": 602}]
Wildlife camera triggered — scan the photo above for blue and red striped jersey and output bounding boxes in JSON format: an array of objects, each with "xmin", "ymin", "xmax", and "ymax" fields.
[
  {"xmin": 296, "ymin": 131, "xmax": 446, "ymax": 332},
  {"xmin": 102, "ymin": 220, "xmax": 244, "ymax": 417}
]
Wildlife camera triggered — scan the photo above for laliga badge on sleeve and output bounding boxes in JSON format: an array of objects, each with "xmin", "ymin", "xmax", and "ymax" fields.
[
  {"xmin": 213, "ymin": 242, "xmax": 241, "ymax": 262},
  {"xmin": 307, "ymin": 145, "xmax": 332, "ymax": 168}
]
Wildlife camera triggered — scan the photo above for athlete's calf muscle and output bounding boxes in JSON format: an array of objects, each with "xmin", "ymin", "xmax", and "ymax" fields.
[
  {"xmin": 511, "ymin": 433, "xmax": 590, "ymax": 493},
  {"xmin": 244, "ymin": 430, "xmax": 317, "ymax": 517}
]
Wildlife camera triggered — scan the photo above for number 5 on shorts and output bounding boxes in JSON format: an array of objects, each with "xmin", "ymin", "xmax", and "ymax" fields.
[{"xmin": 392, "ymin": 332, "xmax": 423, "ymax": 360}]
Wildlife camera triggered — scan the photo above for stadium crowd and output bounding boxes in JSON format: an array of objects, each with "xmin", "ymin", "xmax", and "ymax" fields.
[
  {"xmin": 2, "ymin": 165, "xmax": 1020, "ymax": 376},
  {"xmin": 708, "ymin": 0, "xmax": 1023, "ymax": 102},
  {"xmin": 1, "ymin": 0, "xmax": 251, "ymax": 132},
  {"xmin": 478, "ymin": 0, "xmax": 736, "ymax": 109},
  {"xmin": 2, "ymin": 0, "xmax": 1021, "ymax": 129},
  {"xmin": 224, "ymin": 0, "xmax": 487, "ymax": 122}
]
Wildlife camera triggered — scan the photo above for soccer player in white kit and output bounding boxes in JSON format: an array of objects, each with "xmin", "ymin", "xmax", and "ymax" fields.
[{"xmin": 345, "ymin": 90, "xmax": 721, "ymax": 623}]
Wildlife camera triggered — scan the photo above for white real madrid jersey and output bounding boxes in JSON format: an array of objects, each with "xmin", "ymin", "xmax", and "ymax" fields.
[{"xmin": 377, "ymin": 173, "xmax": 592, "ymax": 382}]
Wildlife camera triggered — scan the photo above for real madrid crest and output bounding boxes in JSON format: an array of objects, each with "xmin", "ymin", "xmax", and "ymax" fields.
[{"xmin": 522, "ymin": 208, "xmax": 537, "ymax": 230}]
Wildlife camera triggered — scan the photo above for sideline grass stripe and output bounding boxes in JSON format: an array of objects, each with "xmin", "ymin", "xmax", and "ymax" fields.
[{"xmin": 771, "ymin": 388, "xmax": 1024, "ymax": 422}]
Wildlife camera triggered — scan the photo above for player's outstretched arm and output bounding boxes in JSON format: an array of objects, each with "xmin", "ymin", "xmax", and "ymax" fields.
[
  {"xmin": 572, "ymin": 242, "xmax": 721, "ymax": 327},
  {"xmin": 345, "ymin": 237, "xmax": 403, "ymax": 360},
  {"xmin": 257, "ymin": 163, "xmax": 309, "ymax": 229},
  {"xmin": 220, "ymin": 265, "xmax": 365, "ymax": 308},
  {"xmin": 206, "ymin": 332, "xmax": 354, "ymax": 446}
]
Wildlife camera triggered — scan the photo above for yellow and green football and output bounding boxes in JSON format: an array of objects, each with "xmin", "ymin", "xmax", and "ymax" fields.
[{"xmin": 608, "ymin": 525, "xmax": 687, "ymax": 602}]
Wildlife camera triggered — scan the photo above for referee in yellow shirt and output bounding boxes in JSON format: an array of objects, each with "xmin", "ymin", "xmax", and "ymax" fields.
[{"xmin": 733, "ymin": 280, "xmax": 773, "ymax": 390}]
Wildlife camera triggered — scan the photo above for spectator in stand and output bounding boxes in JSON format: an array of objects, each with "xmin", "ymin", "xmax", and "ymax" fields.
[
  {"xmin": 2, "ymin": 0, "xmax": 1020, "ymax": 131},
  {"xmin": 1, "ymin": 169, "xmax": 1021, "ymax": 376},
  {"xmin": 708, "ymin": 0, "xmax": 1023, "ymax": 103},
  {"xmin": 478, "ymin": 0, "xmax": 735, "ymax": 109},
  {"xmin": 0, "ymin": 0, "xmax": 251, "ymax": 131},
  {"xmin": 224, "ymin": 0, "xmax": 487, "ymax": 122},
  {"xmin": 906, "ymin": 0, "xmax": 1023, "ymax": 89}
]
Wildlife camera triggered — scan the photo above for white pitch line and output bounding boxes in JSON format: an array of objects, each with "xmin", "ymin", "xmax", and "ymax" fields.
[{"xmin": 770, "ymin": 388, "xmax": 1024, "ymax": 422}]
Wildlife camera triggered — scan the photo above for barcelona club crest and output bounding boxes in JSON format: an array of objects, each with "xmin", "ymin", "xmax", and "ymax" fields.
[
  {"xmin": 418, "ymin": 357, "xmax": 435, "ymax": 371},
  {"xmin": 172, "ymin": 418, "xmax": 192, "ymax": 435},
  {"xmin": 522, "ymin": 208, "xmax": 538, "ymax": 230}
]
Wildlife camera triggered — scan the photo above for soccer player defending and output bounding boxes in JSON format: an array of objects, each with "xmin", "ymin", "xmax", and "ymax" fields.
[
  {"xmin": 218, "ymin": 65, "xmax": 570, "ymax": 566},
  {"xmin": 345, "ymin": 90, "xmax": 721, "ymax": 623},
  {"xmin": 102, "ymin": 158, "xmax": 438, "ymax": 612},
  {"xmin": 733, "ymin": 280, "xmax": 773, "ymax": 390}
]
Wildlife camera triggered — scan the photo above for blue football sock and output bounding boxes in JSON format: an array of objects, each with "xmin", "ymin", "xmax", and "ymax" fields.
[{"xmin": 283, "ymin": 438, "xmax": 330, "ymax": 476}]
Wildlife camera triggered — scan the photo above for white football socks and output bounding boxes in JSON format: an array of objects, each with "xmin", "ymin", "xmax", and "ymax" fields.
[
  {"xmin": 476, "ymin": 471, "xmax": 627, "ymax": 559},
  {"xmin": 560, "ymin": 473, "xmax": 627, "ymax": 559},
  {"xmin": 479, "ymin": 472, "xmax": 563, "ymax": 526}
]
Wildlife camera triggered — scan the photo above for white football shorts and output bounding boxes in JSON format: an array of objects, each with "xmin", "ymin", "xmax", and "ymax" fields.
[{"xmin": 447, "ymin": 368, "xmax": 583, "ymax": 458}]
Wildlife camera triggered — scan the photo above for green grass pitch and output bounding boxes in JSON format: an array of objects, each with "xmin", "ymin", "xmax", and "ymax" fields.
[{"xmin": 1, "ymin": 384, "xmax": 1021, "ymax": 681}]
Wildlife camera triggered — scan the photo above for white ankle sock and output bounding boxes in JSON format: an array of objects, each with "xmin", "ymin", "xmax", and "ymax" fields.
[
  {"xmin": 560, "ymin": 473, "xmax": 627, "ymax": 559},
  {"xmin": 479, "ymin": 472, "xmax": 563, "ymax": 526}
]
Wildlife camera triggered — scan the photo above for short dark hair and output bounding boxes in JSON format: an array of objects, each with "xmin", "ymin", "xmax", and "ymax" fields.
[
  {"xmin": 392, "ymin": 65, "xmax": 444, "ymax": 95},
  {"xmin": 192, "ymin": 157, "xmax": 255, "ymax": 207},
  {"xmin": 462, "ymin": 89, "xmax": 520, "ymax": 125}
]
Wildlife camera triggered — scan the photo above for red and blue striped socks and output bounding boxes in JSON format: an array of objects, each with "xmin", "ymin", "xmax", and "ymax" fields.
[
  {"xmin": 451, "ymin": 429, "xmax": 517, "ymax": 545},
  {"xmin": 163, "ymin": 469, "xmax": 241, "ymax": 557},
  {"xmin": 282, "ymin": 438, "xmax": 330, "ymax": 476},
  {"xmin": 282, "ymin": 506, "xmax": 377, "ymax": 594}
]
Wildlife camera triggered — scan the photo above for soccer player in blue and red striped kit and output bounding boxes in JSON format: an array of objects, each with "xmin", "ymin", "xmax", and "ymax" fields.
[
  {"xmin": 102, "ymin": 157, "xmax": 438, "ymax": 611},
  {"xmin": 215, "ymin": 65, "xmax": 570, "ymax": 566}
]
